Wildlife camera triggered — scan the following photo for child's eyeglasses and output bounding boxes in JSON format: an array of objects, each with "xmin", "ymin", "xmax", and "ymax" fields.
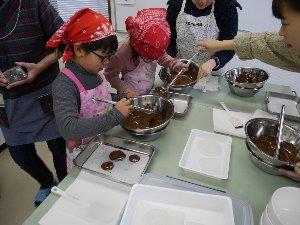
[{"xmin": 92, "ymin": 52, "xmax": 115, "ymax": 62}]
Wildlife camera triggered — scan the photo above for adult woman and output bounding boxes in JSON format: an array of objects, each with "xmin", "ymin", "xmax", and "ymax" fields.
[
  {"xmin": 198, "ymin": 0, "xmax": 300, "ymax": 181},
  {"xmin": 166, "ymin": 0, "xmax": 242, "ymax": 78},
  {"xmin": 0, "ymin": 0, "xmax": 67, "ymax": 205}
]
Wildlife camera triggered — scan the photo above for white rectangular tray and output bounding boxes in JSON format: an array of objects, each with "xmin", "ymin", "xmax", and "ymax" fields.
[
  {"xmin": 39, "ymin": 171, "xmax": 131, "ymax": 225},
  {"xmin": 120, "ymin": 184, "xmax": 235, "ymax": 225},
  {"xmin": 179, "ymin": 129, "xmax": 232, "ymax": 180}
]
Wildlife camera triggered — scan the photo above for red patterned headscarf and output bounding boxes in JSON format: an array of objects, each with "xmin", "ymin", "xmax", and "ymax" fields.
[
  {"xmin": 46, "ymin": 8, "xmax": 115, "ymax": 62},
  {"xmin": 125, "ymin": 8, "xmax": 170, "ymax": 61}
]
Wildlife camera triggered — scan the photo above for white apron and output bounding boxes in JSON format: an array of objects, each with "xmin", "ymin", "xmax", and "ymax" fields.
[{"xmin": 176, "ymin": 0, "xmax": 220, "ymax": 64}]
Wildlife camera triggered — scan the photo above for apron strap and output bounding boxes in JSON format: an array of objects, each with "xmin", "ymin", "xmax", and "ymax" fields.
[
  {"xmin": 61, "ymin": 68, "xmax": 86, "ymax": 93},
  {"xmin": 180, "ymin": 0, "xmax": 187, "ymax": 13},
  {"xmin": 210, "ymin": 2, "xmax": 215, "ymax": 15}
]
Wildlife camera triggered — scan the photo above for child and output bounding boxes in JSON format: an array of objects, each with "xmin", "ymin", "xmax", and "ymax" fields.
[
  {"xmin": 47, "ymin": 8, "xmax": 132, "ymax": 171},
  {"xmin": 103, "ymin": 8, "xmax": 187, "ymax": 98}
]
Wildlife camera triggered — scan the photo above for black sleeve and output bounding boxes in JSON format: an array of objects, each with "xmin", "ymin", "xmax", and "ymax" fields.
[
  {"xmin": 166, "ymin": 0, "xmax": 182, "ymax": 57},
  {"xmin": 213, "ymin": 2, "xmax": 240, "ymax": 70}
]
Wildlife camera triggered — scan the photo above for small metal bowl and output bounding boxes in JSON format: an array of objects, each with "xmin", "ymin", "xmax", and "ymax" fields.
[
  {"xmin": 227, "ymin": 81, "xmax": 261, "ymax": 97},
  {"xmin": 121, "ymin": 95, "xmax": 174, "ymax": 134},
  {"xmin": 225, "ymin": 67, "xmax": 269, "ymax": 97},
  {"xmin": 159, "ymin": 59, "xmax": 199, "ymax": 93},
  {"xmin": 245, "ymin": 118, "xmax": 300, "ymax": 171}
]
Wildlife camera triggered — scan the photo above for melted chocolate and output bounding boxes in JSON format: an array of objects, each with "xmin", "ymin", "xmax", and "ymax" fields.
[
  {"xmin": 101, "ymin": 161, "xmax": 114, "ymax": 170},
  {"xmin": 236, "ymin": 72, "xmax": 267, "ymax": 83},
  {"xmin": 129, "ymin": 154, "xmax": 140, "ymax": 163},
  {"xmin": 109, "ymin": 150, "xmax": 126, "ymax": 161},
  {"xmin": 123, "ymin": 109, "xmax": 166, "ymax": 130},
  {"xmin": 252, "ymin": 136, "xmax": 300, "ymax": 164},
  {"xmin": 155, "ymin": 87, "xmax": 171, "ymax": 99},
  {"xmin": 164, "ymin": 68, "xmax": 198, "ymax": 86}
]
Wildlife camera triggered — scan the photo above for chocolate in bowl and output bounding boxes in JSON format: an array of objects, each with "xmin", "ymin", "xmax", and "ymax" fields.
[
  {"xmin": 164, "ymin": 68, "xmax": 198, "ymax": 86},
  {"xmin": 235, "ymin": 71, "xmax": 267, "ymax": 84},
  {"xmin": 123, "ymin": 109, "xmax": 166, "ymax": 130},
  {"xmin": 252, "ymin": 136, "xmax": 300, "ymax": 165}
]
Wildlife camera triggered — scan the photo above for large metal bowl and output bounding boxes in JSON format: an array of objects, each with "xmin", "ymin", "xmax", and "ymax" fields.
[
  {"xmin": 245, "ymin": 118, "xmax": 300, "ymax": 171},
  {"xmin": 227, "ymin": 82, "xmax": 261, "ymax": 97},
  {"xmin": 121, "ymin": 95, "xmax": 174, "ymax": 134},
  {"xmin": 246, "ymin": 141, "xmax": 282, "ymax": 175},
  {"xmin": 225, "ymin": 67, "xmax": 269, "ymax": 97},
  {"xmin": 159, "ymin": 59, "xmax": 199, "ymax": 93},
  {"xmin": 225, "ymin": 67, "xmax": 269, "ymax": 89},
  {"xmin": 127, "ymin": 127, "xmax": 166, "ymax": 142}
]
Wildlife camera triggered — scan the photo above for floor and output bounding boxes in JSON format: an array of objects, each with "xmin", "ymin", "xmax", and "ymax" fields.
[{"xmin": 0, "ymin": 143, "xmax": 57, "ymax": 225}]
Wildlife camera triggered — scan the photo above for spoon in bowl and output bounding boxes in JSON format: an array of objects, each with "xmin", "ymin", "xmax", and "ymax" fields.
[{"xmin": 155, "ymin": 52, "xmax": 199, "ymax": 98}]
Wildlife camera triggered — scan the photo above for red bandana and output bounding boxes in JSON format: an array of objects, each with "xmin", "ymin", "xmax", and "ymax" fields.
[
  {"xmin": 125, "ymin": 8, "xmax": 170, "ymax": 61},
  {"xmin": 46, "ymin": 8, "xmax": 115, "ymax": 62}
]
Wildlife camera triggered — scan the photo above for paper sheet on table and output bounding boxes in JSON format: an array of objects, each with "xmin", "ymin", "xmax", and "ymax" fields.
[
  {"xmin": 39, "ymin": 170, "xmax": 130, "ymax": 225},
  {"xmin": 213, "ymin": 108, "xmax": 276, "ymax": 138}
]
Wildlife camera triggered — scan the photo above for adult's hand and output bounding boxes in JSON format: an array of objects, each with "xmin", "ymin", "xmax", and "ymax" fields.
[
  {"xmin": 0, "ymin": 70, "xmax": 7, "ymax": 87},
  {"xmin": 198, "ymin": 59, "xmax": 216, "ymax": 79},
  {"xmin": 6, "ymin": 62, "xmax": 43, "ymax": 89}
]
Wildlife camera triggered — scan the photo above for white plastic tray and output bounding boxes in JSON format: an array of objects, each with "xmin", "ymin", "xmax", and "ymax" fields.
[
  {"xmin": 120, "ymin": 184, "xmax": 235, "ymax": 225},
  {"xmin": 179, "ymin": 129, "xmax": 232, "ymax": 180},
  {"xmin": 39, "ymin": 171, "xmax": 131, "ymax": 225}
]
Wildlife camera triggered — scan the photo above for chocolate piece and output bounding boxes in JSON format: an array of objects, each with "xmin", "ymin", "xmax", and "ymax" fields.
[
  {"xmin": 101, "ymin": 161, "xmax": 114, "ymax": 170},
  {"xmin": 235, "ymin": 71, "xmax": 267, "ymax": 83},
  {"xmin": 129, "ymin": 154, "xmax": 140, "ymax": 163},
  {"xmin": 109, "ymin": 150, "xmax": 126, "ymax": 161},
  {"xmin": 123, "ymin": 109, "xmax": 166, "ymax": 130},
  {"xmin": 252, "ymin": 136, "xmax": 300, "ymax": 164}
]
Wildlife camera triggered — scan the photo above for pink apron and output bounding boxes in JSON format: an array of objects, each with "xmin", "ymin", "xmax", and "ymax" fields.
[
  {"xmin": 62, "ymin": 68, "xmax": 112, "ymax": 172},
  {"xmin": 123, "ymin": 58, "xmax": 157, "ymax": 95}
]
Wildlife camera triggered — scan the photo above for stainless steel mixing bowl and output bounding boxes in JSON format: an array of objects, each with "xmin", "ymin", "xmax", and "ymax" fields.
[
  {"xmin": 224, "ymin": 67, "xmax": 269, "ymax": 97},
  {"xmin": 245, "ymin": 118, "xmax": 300, "ymax": 171},
  {"xmin": 121, "ymin": 95, "xmax": 174, "ymax": 134},
  {"xmin": 159, "ymin": 59, "xmax": 199, "ymax": 93}
]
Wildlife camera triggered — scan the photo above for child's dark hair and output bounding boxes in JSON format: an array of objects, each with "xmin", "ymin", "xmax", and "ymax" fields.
[
  {"xmin": 272, "ymin": 0, "xmax": 300, "ymax": 19},
  {"xmin": 48, "ymin": 35, "xmax": 118, "ymax": 57},
  {"xmin": 81, "ymin": 35, "xmax": 118, "ymax": 54}
]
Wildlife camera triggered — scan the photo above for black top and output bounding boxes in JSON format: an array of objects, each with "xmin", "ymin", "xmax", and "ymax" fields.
[{"xmin": 166, "ymin": 0, "xmax": 242, "ymax": 69}]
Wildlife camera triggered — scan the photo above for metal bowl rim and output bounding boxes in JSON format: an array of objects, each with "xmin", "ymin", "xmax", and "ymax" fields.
[
  {"xmin": 158, "ymin": 59, "xmax": 198, "ymax": 88},
  {"xmin": 245, "ymin": 118, "xmax": 299, "ymax": 167},
  {"xmin": 121, "ymin": 95, "xmax": 174, "ymax": 133},
  {"xmin": 224, "ymin": 67, "xmax": 270, "ymax": 86}
]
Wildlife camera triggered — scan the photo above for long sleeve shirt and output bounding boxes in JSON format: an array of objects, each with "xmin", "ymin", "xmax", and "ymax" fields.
[
  {"xmin": 234, "ymin": 32, "xmax": 300, "ymax": 73},
  {"xmin": 103, "ymin": 39, "xmax": 179, "ymax": 93},
  {"xmin": 166, "ymin": 0, "xmax": 241, "ymax": 69},
  {"xmin": 52, "ymin": 60, "xmax": 124, "ymax": 140}
]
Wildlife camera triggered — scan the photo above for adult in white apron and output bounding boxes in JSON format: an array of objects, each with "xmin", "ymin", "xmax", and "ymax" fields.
[{"xmin": 176, "ymin": 0, "xmax": 221, "ymax": 79}]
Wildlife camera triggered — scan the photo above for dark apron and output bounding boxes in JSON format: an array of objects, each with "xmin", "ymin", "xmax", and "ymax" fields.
[{"xmin": 0, "ymin": 84, "xmax": 60, "ymax": 146}]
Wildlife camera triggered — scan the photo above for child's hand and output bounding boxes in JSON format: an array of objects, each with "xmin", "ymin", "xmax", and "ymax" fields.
[
  {"xmin": 169, "ymin": 60, "xmax": 188, "ymax": 72},
  {"xmin": 198, "ymin": 59, "xmax": 216, "ymax": 80},
  {"xmin": 124, "ymin": 88, "xmax": 139, "ymax": 98},
  {"xmin": 279, "ymin": 162, "xmax": 300, "ymax": 182},
  {"xmin": 115, "ymin": 98, "xmax": 132, "ymax": 117}
]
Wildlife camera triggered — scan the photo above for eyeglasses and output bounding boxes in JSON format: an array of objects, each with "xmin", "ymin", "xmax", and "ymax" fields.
[{"xmin": 92, "ymin": 51, "xmax": 115, "ymax": 62}]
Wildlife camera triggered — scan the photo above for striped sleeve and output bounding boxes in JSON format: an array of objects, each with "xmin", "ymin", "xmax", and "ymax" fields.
[{"xmin": 37, "ymin": 0, "xmax": 63, "ymax": 41}]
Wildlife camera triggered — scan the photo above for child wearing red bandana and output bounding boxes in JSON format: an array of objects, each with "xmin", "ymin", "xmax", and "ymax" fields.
[
  {"xmin": 47, "ymin": 8, "xmax": 132, "ymax": 171},
  {"xmin": 103, "ymin": 8, "xmax": 187, "ymax": 98}
]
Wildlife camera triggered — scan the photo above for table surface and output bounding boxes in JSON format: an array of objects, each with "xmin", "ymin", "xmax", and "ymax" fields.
[{"xmin": 23, "ymin": 78, "xmax": 300, "ymax": 225}]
